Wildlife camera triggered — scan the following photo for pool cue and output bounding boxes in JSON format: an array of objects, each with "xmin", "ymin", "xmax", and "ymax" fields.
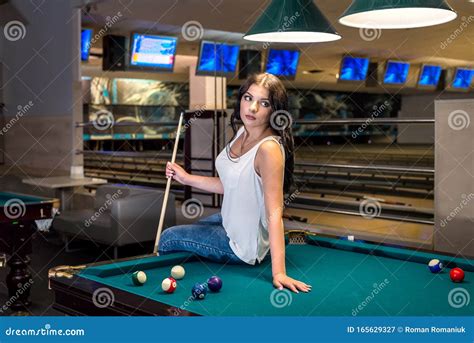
[{"xmin": 153, "ymin": 111, "xmax": 184, "ymax": 255}]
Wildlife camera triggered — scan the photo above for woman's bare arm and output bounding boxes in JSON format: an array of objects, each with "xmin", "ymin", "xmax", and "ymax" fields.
[
  {"xmin": 166, "ymin": 162, "xmax": 224, "ymax": 195},
  {"xmin": 257, "ymin": 141, "xmax": 311, "ymax": 293},
  {"xmin": 186, "ymin": 175, "xmax": 224, "ymax": 195}
]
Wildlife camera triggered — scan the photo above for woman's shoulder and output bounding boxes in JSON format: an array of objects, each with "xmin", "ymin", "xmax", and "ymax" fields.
[
  {"xmin": 262, "ymin": 134, "xmax": 283, "ymax": 147},
  {"xmin": 257, "ymin": 137, "xmax": 285, "ymax": 159}
]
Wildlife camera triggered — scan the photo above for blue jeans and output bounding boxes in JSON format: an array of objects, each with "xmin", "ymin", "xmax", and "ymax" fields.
[{"xmin": 158, "ymin": 213, "xmax": 244, "ymax": 264}]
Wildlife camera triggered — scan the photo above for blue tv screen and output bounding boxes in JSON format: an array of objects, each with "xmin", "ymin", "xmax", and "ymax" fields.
[
  {"xmin": 265, "ymin": 49, "xmax": 300, "ymax": 79},
  {"xmin": 383, "ymin": 61, "xmax": 410, "ymax": 84},
  {"xmin": 130, "ymin": 34, "xmax": 177, "ymax": 70},
  {"xmin": 81, "ymin": 29, "xmax": 93, "ymax": 61},
  {"xmin": 197, "ymin": 41, "xmax": 240, "ymax": 76},
  {"xmin": 339, "ymin": 56, "xmax": 369, "ymax": 81},
  {"xmin": 452, "ymin": 68, "xmax": 474, "ymax": 89},
  {"xmin": 418, "ymin": 65, "xmax": 442, "ymax": 87}
]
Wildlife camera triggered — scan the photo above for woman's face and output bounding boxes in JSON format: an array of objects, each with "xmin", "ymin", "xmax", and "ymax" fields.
[{"xmin": 240, "ymin": 83, "xmax": 272, "ymax": 129}]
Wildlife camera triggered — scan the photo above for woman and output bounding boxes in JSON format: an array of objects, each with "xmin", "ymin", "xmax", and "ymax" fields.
[{"xmin": 160, "ymin": 73, "xmax": 311, "ymax": 293}]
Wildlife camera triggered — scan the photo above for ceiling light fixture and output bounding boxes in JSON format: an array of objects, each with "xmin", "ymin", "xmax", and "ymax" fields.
[
  {"xmin": 244, "ymin": 0, "xmax": 341, "ymax": 43},
  {"xmin": 339, "ymin": 0, "xmax": 457, "ymax": 29}
]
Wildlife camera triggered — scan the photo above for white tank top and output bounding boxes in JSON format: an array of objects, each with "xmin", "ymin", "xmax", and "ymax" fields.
[{"xmin": 215, "ymin": 126, "xmax": 285, "ymax": 265}]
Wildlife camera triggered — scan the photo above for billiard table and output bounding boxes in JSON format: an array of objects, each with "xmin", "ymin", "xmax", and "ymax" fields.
[
  {"xmin": 48, "ymin": 232, "xmax": 473, "ymax": 316},
  {"xmin": 0, "ymin": 191, "xmax": 57, "ymax": 310}
]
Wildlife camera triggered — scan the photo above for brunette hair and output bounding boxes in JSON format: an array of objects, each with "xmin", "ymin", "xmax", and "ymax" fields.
[{"xmin": 226, "ymin": 73, "xmax": 294, "ymax": 195}]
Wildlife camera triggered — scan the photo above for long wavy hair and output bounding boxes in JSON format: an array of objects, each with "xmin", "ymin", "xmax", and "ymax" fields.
[{"xmin": 226, "ymin": 73, "xmax": 294, "ymax": 195}]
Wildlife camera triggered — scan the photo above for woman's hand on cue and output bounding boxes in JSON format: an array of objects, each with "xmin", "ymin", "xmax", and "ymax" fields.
[
  {"xmin": 166, "ymin": 162, "xmax": 189, "ymax": 185},
  {"xmin": 273, "ymin": 273, "xmax": 312, "ymax": 293}
]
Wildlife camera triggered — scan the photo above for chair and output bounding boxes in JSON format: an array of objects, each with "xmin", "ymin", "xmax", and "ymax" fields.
[{"xmin": 53, "ymin": 184, "xmax": 176, "ymax": 258}]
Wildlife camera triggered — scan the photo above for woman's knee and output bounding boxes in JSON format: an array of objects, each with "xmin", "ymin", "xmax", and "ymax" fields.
[
  {"xmin": 196, "ymin": 212, "xmax": 222, "ymax": 225},
  {"xmin": 158, "ymin": 226, "xmax": 182, "ymax": 252}
]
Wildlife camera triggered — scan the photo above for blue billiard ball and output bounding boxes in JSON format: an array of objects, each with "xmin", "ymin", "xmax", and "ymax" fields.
[
  {"xmin": 191, "ymin": 283, "xmax": 207, "ymax": 300},
  {"xmin": 428, "ymin": 259, "xmax": 443, "ymax": 273},
  {"xmin": 207, "ymin": 276, "xmax": 222, "ymax": 292}
]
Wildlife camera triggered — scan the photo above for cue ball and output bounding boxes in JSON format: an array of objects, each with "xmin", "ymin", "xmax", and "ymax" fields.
[
  {"xmin": 450, "ymin": 268, "xmax": 465, "ymax": 283},
  {"xmin": 162, "ymin": 277, "xmax": 177, "ymax": 293},
  {"xmin": 132, "ymin": 271, "xmax": 147, "ymax": 286},
  {"xmin": 428, "ymin": 259, "xmax": 443, "ymax": 273},
  {"xmin": 191, "ymin": 283, "xmax": 207, "ymax": 299},
  {"xmin": 171, "ymin": 265, "xmax": 185, "ymax": 280},
  {"xmin": 207, "ymin": 276, "xmax": 222, "ymax": 292}
]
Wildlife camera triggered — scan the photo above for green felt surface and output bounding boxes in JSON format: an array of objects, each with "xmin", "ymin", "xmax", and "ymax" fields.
[
  {"xmin": 79, "ymin": 240, "xmax": 474, "ymax": 316},
  {"xmin": 0, "ymin": 192, "xmax": 48, "ymax": 206}
]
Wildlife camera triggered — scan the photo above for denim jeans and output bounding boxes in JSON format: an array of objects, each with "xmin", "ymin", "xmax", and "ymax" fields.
[{"xmin": 158, "ymin": 212, "xmax": 244, "ymax": 264}]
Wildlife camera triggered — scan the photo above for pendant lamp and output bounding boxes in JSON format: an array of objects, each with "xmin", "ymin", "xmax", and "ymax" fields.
[{"xmin": 244, "ymin": 0, "xmax": 341, "ymax": 43}]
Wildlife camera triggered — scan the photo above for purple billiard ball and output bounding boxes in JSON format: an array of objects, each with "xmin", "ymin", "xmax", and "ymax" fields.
[{"xmin": 207, "ymin": 276, "xmax": 222, "ymax": 292}]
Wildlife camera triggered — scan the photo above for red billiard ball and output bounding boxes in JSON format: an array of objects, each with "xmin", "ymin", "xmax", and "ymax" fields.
[
  {"xmin": 449, "ymin": 268, "xmax": 465, "ymax": 283},
  {"xmin": 162, "ymin": 277, "xmax": 177, "ymax": 293}
]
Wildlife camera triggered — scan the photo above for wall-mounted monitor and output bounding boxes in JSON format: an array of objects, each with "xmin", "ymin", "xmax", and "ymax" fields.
[
  {"xmin": 451, "ymin": 67, "xmax": 474, "ymax": 90},
  {"xmin": 383, "ymin": 60, "xmax": 410, "ymax": 85},
  {"xmin": 265, "ymin": 49, "xmax": 300, "ymax": 80},
  {"xmin": 196, "ymin": 41, "xmax": 240, "ymax": 77},
  {"xmin": 81, "ymin": 28, "xmax": 93, "ymax": 61},
  {"xmin": 338, "ymin": 56, "xmax": 370, "ymax": 82},
  {"xmin": 129, "ymin": 33, "xmax": 178, "ymax": 71},
  {"xmin": 417, "ymin": 64, "xmax": 442, "ymax": 88}
]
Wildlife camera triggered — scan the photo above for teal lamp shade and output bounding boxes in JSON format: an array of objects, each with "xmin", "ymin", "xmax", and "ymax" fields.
[
  {"xmin": 243, "ymin": 0, "xmax": 341, "ymax": 43},
  {"xmin": 339, "ymin": 0, "xmax": 457, "ymax": 29}
]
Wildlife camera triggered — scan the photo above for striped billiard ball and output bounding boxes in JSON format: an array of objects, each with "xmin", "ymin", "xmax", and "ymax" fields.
[
  {"xmin": 191, "ymin": 283, "xmax": 207, "ymax": 299},
  {"xmin": 132, "ymin": 271, "xmax": 147, "ymax": 285},
  {"xmin": 428, "ymin": 259, "xmax": 443, "ymax": 273},
  {"xmin": 162, "ymin": 277, "xmax": 177, "ymax": 293}
]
